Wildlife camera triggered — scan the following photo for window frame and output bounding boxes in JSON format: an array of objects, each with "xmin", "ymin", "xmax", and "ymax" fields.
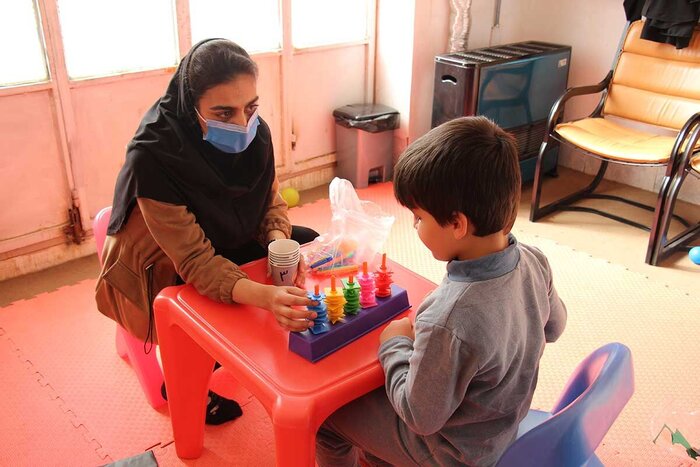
[
  {"xmin": 0, "ymin": 0, "xmax": 375, "ymax": 176},
  {"xmin": 290, "ymin": 0, "xmax": 372, "ymax": 51},
  {"xmin": 0, "ymin": 0, "xmax": 50, "ymax": 90},
  {"xmin": 0, "ymin": 0, "xmax": 376, "ymax": 257},
  {"xmin": 1, "ymin": 0, "xmax": 376, "ymax": 96}
]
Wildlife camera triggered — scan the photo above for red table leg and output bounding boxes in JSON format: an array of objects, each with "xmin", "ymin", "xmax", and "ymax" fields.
[
  {"xmin": 156, "ymin": 297, "xmax": 214, "ymax": 458},
  {"xmin": 272, "ymin": 399, "xmax": 318, "ymax": 467}
]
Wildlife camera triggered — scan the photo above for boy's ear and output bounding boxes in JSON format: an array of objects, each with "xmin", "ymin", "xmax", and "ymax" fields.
[{"xmin": 451, "ymin": 212, "xmax": 469, "ymax": 240}]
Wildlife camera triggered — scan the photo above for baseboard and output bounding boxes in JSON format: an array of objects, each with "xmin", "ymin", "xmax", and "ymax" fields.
[{"xmin": 0, "ymin": 238, "xmax": 96, "ymax": 281}]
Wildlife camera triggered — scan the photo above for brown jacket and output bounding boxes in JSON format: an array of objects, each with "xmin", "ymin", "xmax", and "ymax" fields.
[{"xmin": 95, "ymin": 179, "xmax": 291, "ymax": 342}]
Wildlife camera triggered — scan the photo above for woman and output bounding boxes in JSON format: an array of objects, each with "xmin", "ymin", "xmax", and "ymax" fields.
[{"xmin": 96, "ymin": 39, "xmax": 319, "ymax": 425}]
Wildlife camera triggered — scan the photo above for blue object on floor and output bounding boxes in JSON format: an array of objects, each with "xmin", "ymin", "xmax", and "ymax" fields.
[
  {"xmin": 496, "ymin": 342, "xmax": 634, "ymax": 467},
  {"xmin": 689, "ymin": 246, "xmax": 700, "ymax": 265}
]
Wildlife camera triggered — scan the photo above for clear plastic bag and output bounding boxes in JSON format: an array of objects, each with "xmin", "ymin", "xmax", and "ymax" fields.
[{"xmin": 303, "ymin": 178, "xmax": 394, "ymax": 276}]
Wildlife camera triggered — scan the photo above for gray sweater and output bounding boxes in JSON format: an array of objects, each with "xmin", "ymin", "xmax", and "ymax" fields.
[{"xmin": 378, "ymin": 235, "xmax": 567, "ymax": 466}]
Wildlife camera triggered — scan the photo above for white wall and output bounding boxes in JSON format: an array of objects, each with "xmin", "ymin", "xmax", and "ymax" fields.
[
  {"xmin": 375, "ymin": 0, "xmax": 451, "ymax": 160},
  {"xmin": 499, "ymin": 0, "xmax": 699, "ymax": 204},
  {"xmin": 408, "ymin": 0, "xmax": 450, "ymax": 142},
  {"xmin": 403, "ymin": 0, "xmax": 699, "ymax": 204},
  {"xmin": 375, "ymin": 0, "xmax": 417, "ymax": 158}
]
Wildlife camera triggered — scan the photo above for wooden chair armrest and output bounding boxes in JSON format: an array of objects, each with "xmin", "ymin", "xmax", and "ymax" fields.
[
  {"xmin": 544, "ymin": 71, "xmax": 613, "ymax": 139},
  {"xmin": 668, "ymin": 111, "xmax": 700, "ymax": 175}
]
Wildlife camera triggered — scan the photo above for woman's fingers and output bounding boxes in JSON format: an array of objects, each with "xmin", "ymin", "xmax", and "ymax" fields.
[
  {"xmin": 276, "ymin": 294, "xmax": 314, "ymax": 308},
  {"xmin": 284, "ymin": 286, "xmax": 308, "ymax": 297},
  {"xmin": 280, "ymin": 287, "xmax": 316, "ymax": 307},
  {"xmin": 294, "ymin": 270, "xmax": 306, "ymax": 288},
  {"xmin": 282, "ymin": 306, "xmax": 316, "ymax": 320},
  {"xmin": 268, "ymin": 285, "xmax": 324, "ymax": 331},
  {"xmin": 275, "ymin": 309, "xmax": 313, "ymax": 331},
  {"xmin": 276, "ymin": 317, "xmax": 307, "ymax": 332},
  {"xmin": 295, "ymin": 257, "xmax": 307, "ymax": 287}
]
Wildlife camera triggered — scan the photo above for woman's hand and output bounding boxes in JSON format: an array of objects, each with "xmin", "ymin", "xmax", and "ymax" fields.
[
  {"xmin": 266, "ymin": 232, "xmax": 307, "ymax": 287},
  {"xmin": 263, "ymin": 285, "xmax": 318, "ymax": 332},
  {"xmin": 294, "ymin": 255, "xmax": 308, "ymax": 288},
  {"xmin": 265, "ymin": 248, "xmax": 307, "ymax": 288},
  {"xmin": 379, "ymin": 317, "xmax": 414, "ymax": 344},
  {"xmin": 232, "ymin": 279, "xmax": 318, "ymax": 332}
]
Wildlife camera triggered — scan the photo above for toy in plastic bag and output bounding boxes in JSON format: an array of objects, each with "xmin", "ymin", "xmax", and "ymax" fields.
[{"xmin": 303, "ymin": 178, "xmax": 394, "ymax": 277}]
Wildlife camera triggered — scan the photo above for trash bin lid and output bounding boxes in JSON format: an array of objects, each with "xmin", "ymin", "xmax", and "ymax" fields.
[{"xmin": 332, "ymin": 103, "xmax": 399, "ymax": 121}]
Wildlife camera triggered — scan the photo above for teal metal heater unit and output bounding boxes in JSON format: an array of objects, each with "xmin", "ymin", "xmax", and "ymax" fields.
[{"xmin": 432, "ymin": 41, "xmax": 571, "ymax": 182}]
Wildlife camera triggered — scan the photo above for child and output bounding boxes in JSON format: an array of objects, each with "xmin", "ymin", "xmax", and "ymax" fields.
[{"xmin": 315, "ymin": 116, "xmax": 567, "ymax": 466}]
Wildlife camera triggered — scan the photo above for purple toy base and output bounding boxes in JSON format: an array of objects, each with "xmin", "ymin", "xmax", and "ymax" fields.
[
  {"xmin": 310, "ymin": 322, "xmax": 331, "ymax": 335},
  {"xmin": 289, "ymin": 284, "xmax": 409, "ymax": 362}
]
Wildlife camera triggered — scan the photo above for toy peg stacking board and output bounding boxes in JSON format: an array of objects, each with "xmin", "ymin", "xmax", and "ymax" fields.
[{"xmin": 289, "ymin": 284, "xmax": 410, "ymax": 362}]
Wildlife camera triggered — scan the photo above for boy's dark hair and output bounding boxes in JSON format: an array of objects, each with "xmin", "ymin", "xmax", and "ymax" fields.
[
  {"xmin": 393, "ymin": 116, "xmax": 521, "ymax": 236},
  {"xmin": 188, "ymin": 39, "xmax": 258, "ymax": 105}
]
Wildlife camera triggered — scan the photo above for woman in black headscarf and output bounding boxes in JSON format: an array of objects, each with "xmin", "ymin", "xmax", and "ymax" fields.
[{"xmin": 96, "ymin": 39, "xmax": 319, "ymax": 425}]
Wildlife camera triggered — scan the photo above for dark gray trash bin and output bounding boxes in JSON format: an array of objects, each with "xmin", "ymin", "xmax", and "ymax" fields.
[{"xmin": 333, "ymin": 104, "xmax": 399, "ymax": 188}]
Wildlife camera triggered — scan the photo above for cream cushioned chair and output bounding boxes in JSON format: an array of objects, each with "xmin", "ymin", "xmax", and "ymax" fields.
[{"xmin": 530, "ymin": 20, "xmax": 700, "ymax": 265}]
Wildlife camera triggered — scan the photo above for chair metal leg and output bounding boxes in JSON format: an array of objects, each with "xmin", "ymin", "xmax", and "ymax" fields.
[
  {"xmin": 648, "ymin": 122, "xmax": 700, "ymax": 265},
  {"xmin": 646, "ymin": 164, "xmax": 675, "ymax": 265},
  {"xmin": 531, "ymin": 150, "xmax": 693, "ymax": 242},
  {"xmin": 651, "ymin": 169, "xmax": 684, "ymax": 265},
  {"xmin": 530, "ymin": 138, "xmax": 557, "ymax": 221},
  {"xmin": 648, "ymin": 167, "xmax": 700, "ymax": 265},
  {"xmin": 530, "ymin": 115, "xmax": 698, "ymax": 264},
  {"xmin": 531, "ymin": 145, "xmax": 608, "ymax": 222}
]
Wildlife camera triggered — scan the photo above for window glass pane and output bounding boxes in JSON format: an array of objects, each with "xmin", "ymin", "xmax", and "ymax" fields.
[
  {"xmin": 190, "ymin": 0, "xmax": 281, "ymax": 54},
  {"xmin": 292, "ymin": 0, "xmax": 369, "ymax": 49},
  {"xmin": 57, "ymin": 0, "xmax": 178, "ymax": 79},
  {"xmin": 0, "ymin": 1, "xmax": 48, "ymax": 86}
]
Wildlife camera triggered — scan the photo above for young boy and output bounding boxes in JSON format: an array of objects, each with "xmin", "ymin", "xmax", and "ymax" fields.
[{"xmin": 315, "ymin": 116, "xmax": 567, "ymax": 466}]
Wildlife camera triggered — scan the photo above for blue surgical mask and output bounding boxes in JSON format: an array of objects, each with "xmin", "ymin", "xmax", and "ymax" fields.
[{"xmin": 196, "ymin": 108, "xmax": 260, "ymax": 154}]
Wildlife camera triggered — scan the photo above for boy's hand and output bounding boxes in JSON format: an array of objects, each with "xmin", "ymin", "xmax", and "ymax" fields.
[{"xmin": 379, "ymin": 317, "xmax": 414, "ymax": 344}]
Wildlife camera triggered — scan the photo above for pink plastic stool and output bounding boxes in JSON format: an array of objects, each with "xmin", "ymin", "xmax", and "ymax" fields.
[{"xmin": 94, "ymin": 207, "xmax": 166, "ymax": 409}]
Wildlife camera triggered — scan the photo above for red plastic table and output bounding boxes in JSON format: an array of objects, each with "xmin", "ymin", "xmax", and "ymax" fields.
[{"xmin": 154, "ymin": 257, "xmax": 436, "ymax": 466}]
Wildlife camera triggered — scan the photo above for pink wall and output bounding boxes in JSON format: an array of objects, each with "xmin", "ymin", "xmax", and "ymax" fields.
[
  {"xmin": 291, "ymin": 45, "xmax": 366, "ymax": 162},
  {"xmin": 0, "ymin": 90, "xmax": 71, "ymax": 251},
  {"xmin": 69, "ymin": 74, "xmax": 171, "ymax": 219},
  {"xmin": 1, "ymin": 41, "xmax": 370, "ymax": 278},
  {"xmin": 253, "ymin": 55, "xmax": 283, "ymax": 166},
  {"xmin": 0, "ymin": 76, "xmax": 171, "ymax": 277}
]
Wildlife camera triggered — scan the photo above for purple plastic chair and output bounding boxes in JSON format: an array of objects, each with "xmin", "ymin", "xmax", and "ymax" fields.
[
  {"xmin": 497, "ymin": 343, "xmax": 634, "ymax": 467},
  {"xmin": 94, "ymin": 206, "xmax": 166, "ymax": 409}
]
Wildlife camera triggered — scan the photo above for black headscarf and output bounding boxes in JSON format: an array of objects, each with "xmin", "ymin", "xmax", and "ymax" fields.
[{"xmin": 108, "ymin": 39, "xmax": 275, "ymax": 254}]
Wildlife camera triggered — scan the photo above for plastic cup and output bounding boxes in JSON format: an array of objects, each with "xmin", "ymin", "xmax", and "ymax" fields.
[
  {"xmin": 268, "ymin": 239, "xmax": 300, "ymax": 286},
  {"xmin": 268, "ymin": 239, "xmax": 300, "ymax": 259},
  {"xmin": 269, "ymin": 262, "xmax": 298, "ymax": 286}
]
